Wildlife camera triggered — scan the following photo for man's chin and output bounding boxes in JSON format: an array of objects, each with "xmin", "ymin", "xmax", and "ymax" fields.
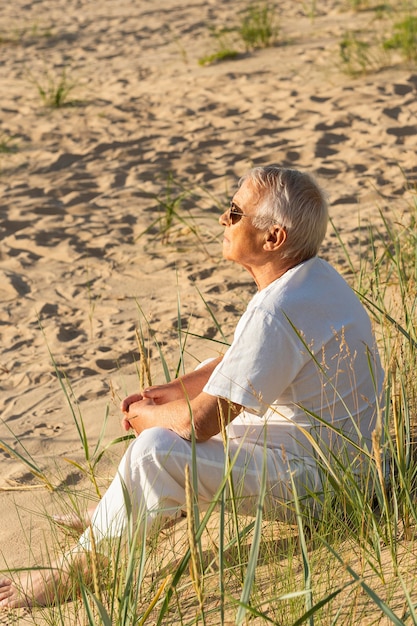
[{"xmin": 222, "ymin": 242, "xmax": 231, "ymax": 260}]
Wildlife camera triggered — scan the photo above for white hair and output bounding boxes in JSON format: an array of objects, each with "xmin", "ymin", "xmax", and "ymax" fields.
[{"xmin": 240, "ymin": 166, "xmax": 328, "ymax": 263}]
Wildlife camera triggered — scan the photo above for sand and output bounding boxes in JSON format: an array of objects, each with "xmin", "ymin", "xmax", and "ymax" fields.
[{"xmin": 0, "ymin": 0, "xmax": 416, "ymax": 620}]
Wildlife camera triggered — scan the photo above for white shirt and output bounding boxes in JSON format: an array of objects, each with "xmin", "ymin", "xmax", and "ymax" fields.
[{"xmin": 204, "ymin": 257, "xmax": 384, "ymax": 459}]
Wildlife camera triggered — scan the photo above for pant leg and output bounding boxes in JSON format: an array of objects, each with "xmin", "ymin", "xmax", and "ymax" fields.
[{"xmin": 78, "ymin": 426, "xmax": 321, "ymax": 550}]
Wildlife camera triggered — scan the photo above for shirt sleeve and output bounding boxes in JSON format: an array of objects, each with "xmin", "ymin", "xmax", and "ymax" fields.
[{"xmin": 203, "ymin": 305, "xmax": 308, "ymax": 415}]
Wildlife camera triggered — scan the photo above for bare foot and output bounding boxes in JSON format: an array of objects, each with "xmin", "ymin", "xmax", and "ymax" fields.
[
  {"xmin": 53, "ymin": 505, "xmax": 97, "ymax": 533},
  {"xmin": 0, "ymin": 570, "xmax": 52, "ymax": 609},
  {"xmin": 0, "ymin": 548, "xmax": 91, "ymax": 609},
  {"xmin": 0, "ymin": 575, "xmax": 27, "ymax": 608}
]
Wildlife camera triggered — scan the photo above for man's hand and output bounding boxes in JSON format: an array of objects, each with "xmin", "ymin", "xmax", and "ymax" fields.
[
  {"xmin": 122, "ymin": 396, "xmax": 157, "ymax": 436},
  {"xmin": 120, "ymin": 381, "xmax": 186, "ymax": 434},
  {"xmin": 121, "ymin": 393, "xmax": 144, "ymax": 432},
  {"xmin": 141, "ymin": 380, "xmax": 185, "ymax": 405},
  {"xmin": 119, "ymin": 357, "xmax": 237, "ymax": 443}
]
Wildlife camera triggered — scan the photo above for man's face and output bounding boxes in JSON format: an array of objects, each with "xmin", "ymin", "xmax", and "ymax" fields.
[{"xmin": 219, "ymin": 179, "xmax": 268, "ymax": 268}]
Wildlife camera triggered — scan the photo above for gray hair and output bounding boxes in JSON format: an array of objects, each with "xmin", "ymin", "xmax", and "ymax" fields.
[{"xmin": 240, "ymin": 166, "xmax": 328, "ymax": 263}]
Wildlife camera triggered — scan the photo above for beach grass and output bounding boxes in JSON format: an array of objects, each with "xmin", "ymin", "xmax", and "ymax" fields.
[
  {"xmin": 135, "ymin": 173, "xmax": 222, "ymax": 259},
  {"xmin": 137, "ymin": 173, "xmax": 194, "ymax": 244},
  {"xmin": 237, "ymin": 2, "xmax": 280, "ymax": 51},
  {"xmin": 0, "ymin": 134, "xmax": 18, "ymax": 154},
  {"xmin": 339, "ymin": 29, "xmax": 380, "ymax": 76},
  {"xmin": 383, "ymin": 14, "xmax": 417, "ymax": 62},
  {"xmin": 0, "ymin": 22, "xmax": 52, "ymax": 45},
  {"xmin": 338, "ymin": 1, "xmax": 417, "ymax": 74},
  {"xmin": 1, "ymin": 177, "xmax": 417, "ymax": 624},
  {"xmin": 198, "ymin": 1, "xmax": 280, "ymax": 66},
  {"xmin": 198, "ymin": 48, "xmax": 240, "ymax": 67},
  {"xmin": 29, "ymin": 67, "xmax": 78, "ymax": 108},
  {"xmin": 198, "ymin": 24, "xmax": 241, "ymax": 67}
]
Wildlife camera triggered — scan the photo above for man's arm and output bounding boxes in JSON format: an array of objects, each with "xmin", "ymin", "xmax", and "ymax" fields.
[
  {"xmin": 123, "ymin": 388, "xmax": 241, "ymax": 442},
  {"xmin": 122, "ymin": 356, "xmax": 222, "ymax": 408},
  {"xmin": 120, "ymin": 356, "xmax": 223, "ymax": 430},
  {"xmin": 146, "ymin": 356, "xmax": 223, "ymax": 401}
]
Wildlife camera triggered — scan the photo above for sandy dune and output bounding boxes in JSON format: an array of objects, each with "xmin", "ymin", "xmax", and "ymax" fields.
[{"xmin": 0, "ymin": 0, "xmax": 416, "ymax": 615}]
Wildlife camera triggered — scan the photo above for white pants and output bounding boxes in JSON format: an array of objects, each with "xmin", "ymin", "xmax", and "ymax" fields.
[{"xmin": 78, "ymin": 426, "xmax": 322, "ymax": 550}]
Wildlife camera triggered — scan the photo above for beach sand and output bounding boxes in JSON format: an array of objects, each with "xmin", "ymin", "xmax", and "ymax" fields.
[{"xmin": 0, "ymin": 0, "xmax": 416, "ymax": 621}]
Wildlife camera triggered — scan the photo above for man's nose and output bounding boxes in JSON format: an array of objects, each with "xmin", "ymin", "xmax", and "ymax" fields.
[{"xmin": 219, "ymin": 210, "xmax": 228, "ymax": 226}]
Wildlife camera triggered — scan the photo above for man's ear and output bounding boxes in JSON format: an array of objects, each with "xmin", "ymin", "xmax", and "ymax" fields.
[{"xmin": 263, "ymin": 226, "xmax": 287, "ymax": 251}]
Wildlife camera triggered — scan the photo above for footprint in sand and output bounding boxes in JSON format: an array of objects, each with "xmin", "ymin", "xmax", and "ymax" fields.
[
  {"xmin": 57, "ymin": 323, "xmax": 86, "ymax": 343},
  {"xmin": 96, "ymin": 349, "xmax": 140, "ymax": 371},
  {"xmin": 386, "ymin": 125, "xmax": 417, "ymax": 144},
  {"xmin": 0, "ymin": 269, "xmax": 31, "ymax": 301},
  {"xmin": 315, "ymin": 131, "xmax": 349, "ymax": 159},
  {"xmin": 18, "ymin": 422, "xmax": 63, "ymax": 439}
]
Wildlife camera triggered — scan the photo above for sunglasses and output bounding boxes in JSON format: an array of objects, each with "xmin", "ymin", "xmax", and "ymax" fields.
[{"xmin": 226, "ymin": 201, "xmax": 251, "ymax": 225}]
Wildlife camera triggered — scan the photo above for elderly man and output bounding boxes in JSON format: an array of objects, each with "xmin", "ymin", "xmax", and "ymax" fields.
[{"xmin": 0, "ymin": 166, "xmax": 384, "ymax": 607}]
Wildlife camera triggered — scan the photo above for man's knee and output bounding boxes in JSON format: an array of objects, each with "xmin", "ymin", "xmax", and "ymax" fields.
[{"xmin": 129, "ymin": 427, "xmax": 184, "ymax": 462}]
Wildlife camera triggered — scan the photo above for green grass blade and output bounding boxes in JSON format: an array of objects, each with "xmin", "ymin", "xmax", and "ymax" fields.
[
  {"xmin": 155, "ymin": 438, "xmax": 253, "ymax": 625},
  {"xmin": 0, "ymin": 430, "xmax": 53, "ymax": 489},
  {"xmin": 81, "ymin": 586, "xmax": 113, "ymax": 626},
  {"xmin": 236, "ymin": 440, "xmax": 267, "ymax": 624},
  {"xmin": 323, "ymin": 540, "xmax": 405, "ymax": 624},
  {"xmin": 290, "ymin": 584, "xmax": 354, "ymax": 626},
  {"xmin": 290, "ymin": 467, "xmax": 313, "ymax": 624},
  {"xmin": 134, "ymin": 300, "xmax": 172, "ymax": 382},
  {"xmin": 195, "ymin": 286, "xmax": 231, "ymax": 345},
  {"xmin": 355, "ymin": 291, "xmax": 417, "ymax": 349}
]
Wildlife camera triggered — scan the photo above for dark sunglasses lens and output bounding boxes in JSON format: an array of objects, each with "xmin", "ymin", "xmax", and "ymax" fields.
[{"xmin": 230, "ymin": 210, "xmax": 242, "ymax": 224}]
